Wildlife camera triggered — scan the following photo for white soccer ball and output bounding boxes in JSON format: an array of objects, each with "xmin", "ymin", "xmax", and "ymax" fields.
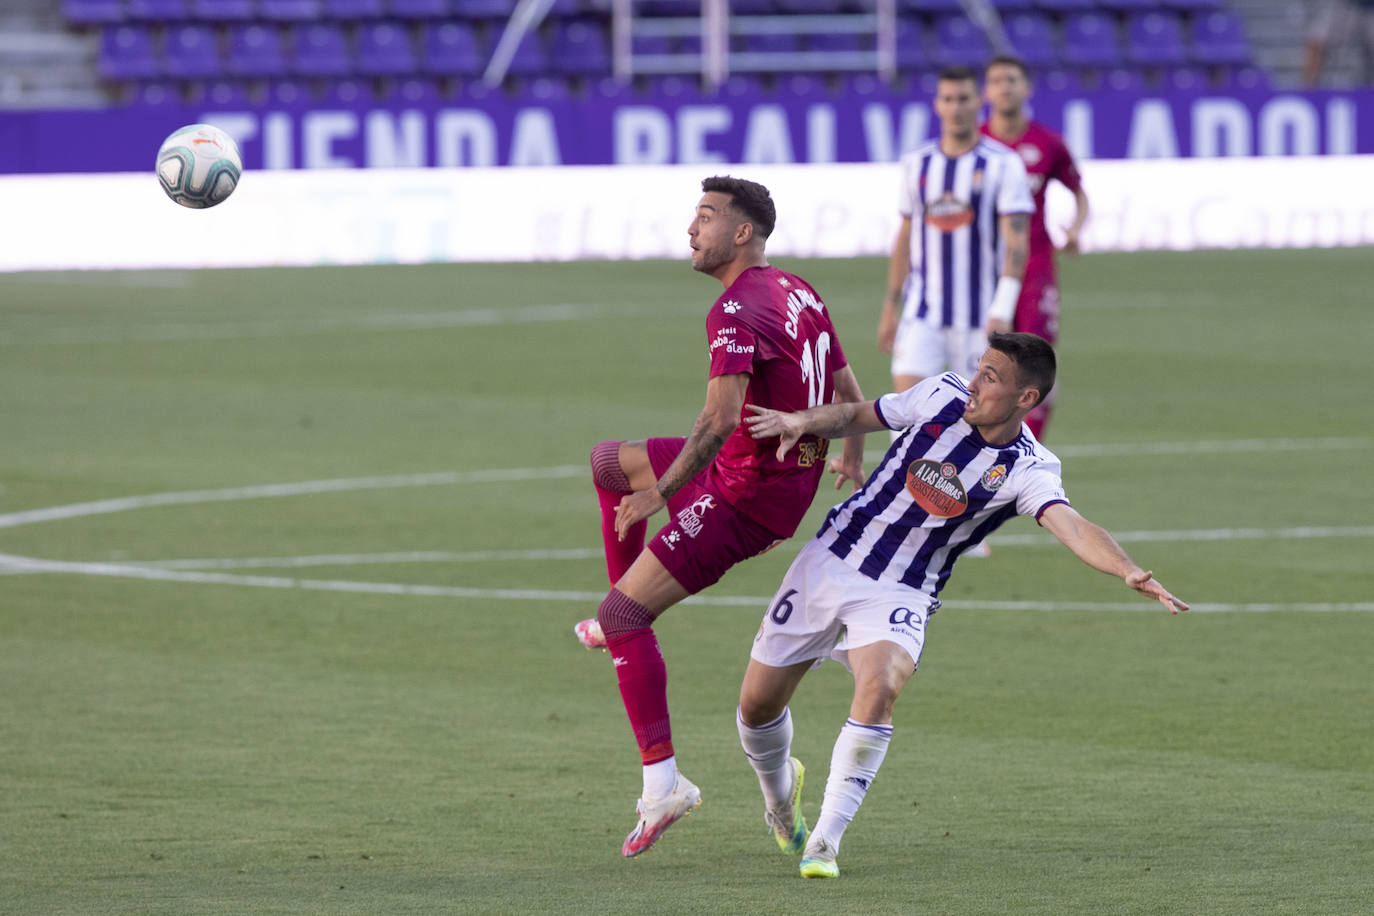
[{"xmin": 155, "ymin": 123, "xmax": 242, "ymax": 209}]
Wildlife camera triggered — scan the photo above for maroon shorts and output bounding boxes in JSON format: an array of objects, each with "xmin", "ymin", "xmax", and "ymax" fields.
[
  {"xmin": 1014, "ymin": 263, "xmax": 1060, "ymax": 343},
  {"xmin": 644, "ymin": 437, "xmax": 784, "ymax": 595}
]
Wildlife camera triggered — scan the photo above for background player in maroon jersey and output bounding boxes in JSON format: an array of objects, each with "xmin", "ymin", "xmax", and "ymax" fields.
[
  {"xmin": 981, "ymin": 55, "xmax": 1091, "ymax": 440},
  {"xmin": 575, "ymin": 176, "xmax": 867, "ymax": 858}
]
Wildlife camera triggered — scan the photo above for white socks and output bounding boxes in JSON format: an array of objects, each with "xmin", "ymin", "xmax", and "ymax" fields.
[
  {"xmin": 810, "ymin": 718, "xmax": 893, "ymax": 853},
  {"xmin": 643, "ymin": 755, "xmax": 677, "ymax": 801},
  {"xmin": 737, "ymin": 706, "xmax": 794, "ymax": 810}
]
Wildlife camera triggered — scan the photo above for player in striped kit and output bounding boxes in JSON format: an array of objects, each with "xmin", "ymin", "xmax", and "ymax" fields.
[
  {"xmin": 735, "ymin": 333, "xmax": 1187, "ymax": 878},
  {"xmin": 981, "ymin": 55, "xmax": 1091, "ymax": 439},
  {"xmin": 878, "ymin": 66, "xmax": 1034, "ymax": 395}
]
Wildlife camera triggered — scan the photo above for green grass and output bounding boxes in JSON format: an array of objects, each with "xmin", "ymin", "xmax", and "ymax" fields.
[{"xmin": 1, "ymin": 249, "xmax": 1372, "ymax": 914}]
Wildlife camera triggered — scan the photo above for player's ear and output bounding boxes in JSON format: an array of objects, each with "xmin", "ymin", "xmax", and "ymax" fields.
[
  {"xmin": 735, "ymin": 221, "xmax": 754, "ymax": 246},
  {"xmin": 1017, "ymin": 386, "xmax": 1041, "ymax": 410}
]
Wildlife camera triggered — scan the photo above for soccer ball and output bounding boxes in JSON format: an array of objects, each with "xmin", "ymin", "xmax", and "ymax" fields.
[{"xmin": 155, "ymin": 123, "xmax": 242, "ymax": 209}]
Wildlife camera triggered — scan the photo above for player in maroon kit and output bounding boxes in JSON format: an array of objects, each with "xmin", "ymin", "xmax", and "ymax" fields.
[
  {"xmin": 980, "ymin": 55, "xmax": 1090, "ymax": 440},
  {"xmin": 574, "ymin": 176, "xmax": 867, "ymax": 858}
]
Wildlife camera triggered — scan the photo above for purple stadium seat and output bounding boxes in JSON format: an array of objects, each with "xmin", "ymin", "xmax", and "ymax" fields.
[
  {"xmin": 1192, "ymin": 11, "xmax": 1250, "ymax": 66},
  {"xmin": 323, "ymin": 78, "xmax": 375, "ymax": 103},
  {"xmin": 164, "ymin": 23, "xmax": 222, "ymax": 78},
  {"xmin": 503, "ymin": 30, "xmax": 547, "ymax": 76},
  {"xmin": 135, "ymin": 81, "xmax": 182, "ymax": 105},
  {"xmin": 637, "ymin": 1, "xmax": 697, "ymax": 15},
  {"xmin": 718, "ymin": 73, "xmax": 766, "ymax": 100},
  {"xmin": 321, "ymin": 0, "xmax": 384, "ymax": 17},
  {"xmin": 64, "ymin": 0, "xmax": 125, "ymax": 27},
  {"xmin": 991, "ymin": 0, "xmax": 1034, "ymax": 10},
  {"xmin": 732, "ymin": 0, "xmax": 780, "ymax": 13},
  {"xmin": 551, "ymin": 20, "xmax": 610, "ymax": 74},
  {"xmin": 1102, "ymin": 66, "xmax": 1146, "ymax": 91},
  {"xmin": 391, "ymin": 77, "xmax": 442, "ymax": 103},
  {"xmin": 421, "ymin": 21, "xmax": 483, "ymax": 75},
  {"xmin": 931, "ymin": 15, "xmax": 992, "ymax": 68},
  {"xmin": 190, "ymin": 0, "xmax": 257, "ymax": 20},
  {"xmin": 1003, "ymin": 12, "xmax": 1056, "ymax": 69},
  {"xmin": 227, "ymin": 24, "xmax": 289, "ymax": 76},
  {"xmin": 1060, "ymin": 12, "xmax": 1121, "ymax": 69},
  {"xmin": 292, "ymin": 22, "xmax": 352, "ymax": 77},
  {"xmin": 99, "ymin": 25, "xmax": 160, "ymax": 79},
  {"xmin": 259, "ymin": 0, "xmax": 320, "ymax": 20},
  {"xmin": 389, "ymin": 0, "xmax": 448, "ymax": 18},
  {"xmin": 201, "ymin": 79, "xmax": 255, "ymax": 105},
  {"xmin": 1125, "ymin": 11, "xmax": 1186, "ymax": 66},
  {"xmin": 1163, "ymin": 0, "xmax": 1223, "ymax": 9},
  {"xmin": 899, "ymin": 0, "xmax": 962, "ymax": 13},
  {"xmin": 809, "ymin": 32, "xmax": 864, "ymax": 54},
  {"xmin": 356, "ymin": 21, "xmax": 417, "ymax": 76},
  {"xmin": 895, "ymin": 16, "xmax": 926, "ymax": 71},
  {"xmin": 1167, "ymin": 66, "xmax": 1210, "ymax": 90},
  {"xmin": 1031, "ymin": 0, "xmax": 1096, "ymax": 12},
  {"xmin": 127, "ymin": 0, "xmax": 189, "ymax": 21},
  {"xmin": 1098, "ymin": 0, "xmax": 1155, "ymax": 12},
  {"xmin": 1036, "ymin": 68, "xmax": 1081, "ymax": 93},
  {"xmin": 267, "ymin": 79, "xmax": 312, "ymax": 104},
  {"xmin": 462, "ymin": 0, "xmax": 515, "ymax": 18}
]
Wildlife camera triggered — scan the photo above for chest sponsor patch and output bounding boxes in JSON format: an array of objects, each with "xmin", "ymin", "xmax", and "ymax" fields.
[
  {"xmin": 906, "ymin": 459, "xmax": 969, "ymax": 518},
  {"xmin": 925, "ymin": 192, "xmax": 973, "ymax": 233}
]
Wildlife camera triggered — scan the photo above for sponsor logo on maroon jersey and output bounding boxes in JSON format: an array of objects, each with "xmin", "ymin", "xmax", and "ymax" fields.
[{"xmin": 905, "ymin": 459, "xmax": 969, "ymax": 517}]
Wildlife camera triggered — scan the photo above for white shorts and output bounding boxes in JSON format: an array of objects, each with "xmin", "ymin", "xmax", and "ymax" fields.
[
  {"xmin": 891, "ymin": 319, "xmax": 986, "ymax": 380},
  {"xmin": 750, "ymin": 539, "xmax": 937, "ymax": 673}
]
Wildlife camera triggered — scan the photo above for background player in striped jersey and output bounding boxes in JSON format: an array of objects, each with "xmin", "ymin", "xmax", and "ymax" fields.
[
  {"xmin": 736, "ymin": 332, "xmax": 1187, "ymax": 878},
  {"xmin": 877, "ymin": 66, "xmax": 1033, "ymax": 397},
  {"xmin": 574, "ymin": 176, "xmax": 867, "ymax": 858},
  {"xmin": 981, "ymin": 55, "xmax": 1091, "ymax": 440}
]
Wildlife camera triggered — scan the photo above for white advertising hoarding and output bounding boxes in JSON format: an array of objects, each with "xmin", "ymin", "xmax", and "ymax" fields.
[{"xmin": 1, "ymin": 157, "xmax": 1370, "ymax": 272}]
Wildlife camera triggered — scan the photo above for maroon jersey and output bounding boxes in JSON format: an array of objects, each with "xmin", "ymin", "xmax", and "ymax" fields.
[
  {"xmin": 981, "ymin": 120, "xmax": 1083, "ymax": 265},
  {"xmin": 702, "ymin": 265, "xmax": 849, "ymax": 539}
]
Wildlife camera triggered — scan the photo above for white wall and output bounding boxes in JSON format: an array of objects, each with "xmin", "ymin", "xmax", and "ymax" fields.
[{"xmin": 1, "ymin": 157, "xmax": 1370, "ymax": 272}]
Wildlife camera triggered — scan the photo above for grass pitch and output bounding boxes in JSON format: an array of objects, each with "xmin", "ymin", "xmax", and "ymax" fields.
[{"xmin": 1, "ymin": 249, "xmax": 1371, "ymax": 914}]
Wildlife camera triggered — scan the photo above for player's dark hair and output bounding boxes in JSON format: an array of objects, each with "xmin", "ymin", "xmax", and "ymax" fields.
[
  {"xmin": 988, "ymin": 332, "xmax": 1056, "ymax": 407},
  {"xmin": 701, "ymin": 175, "xmax": 776, "ymax": 240},
  {"xmin": 986, "ymin": 55, "xmax": 1031, "ymax": 82},
  {"xmin": 937, "ymin": 65, "xmax": 979, "ymax": 86}
]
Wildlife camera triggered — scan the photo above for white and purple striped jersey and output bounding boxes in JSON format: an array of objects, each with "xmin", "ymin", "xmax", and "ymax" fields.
[
  {"xmin": 817, "ymin": 373, "xmax": 1067, "ymax": 604},
  {"xmin": 898, "ymin": 137, "xmax": 1034, "ymax": 329}
]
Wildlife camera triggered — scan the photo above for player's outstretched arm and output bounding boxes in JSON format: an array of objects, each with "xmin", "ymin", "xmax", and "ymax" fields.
[
  {"xmin": 878, "ymin": 218, "xmax": 912, "ymax": 354},
  {"xmin": 745, "ymin": 400, "xmax": 885, "ymax": 463},
  {"xmin": 1038, "ymin": 503, "xmax": 1189, "ymax": 614},
  {"xmin": 614, "ymin": 372, "xmax": 749, "ymax": 539},
  {"xmin": 828, "ymin": 364, "xmax": 867, "ymax": 491}
]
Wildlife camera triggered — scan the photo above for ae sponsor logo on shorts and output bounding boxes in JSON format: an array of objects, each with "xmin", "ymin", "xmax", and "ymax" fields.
[
  {"xmin": 905, "ymin": 459, "xmax": 969, "ymax": 517},
  {"xmin": 888, "ymin": 607, "xmax": 924, "ymax": 639}
]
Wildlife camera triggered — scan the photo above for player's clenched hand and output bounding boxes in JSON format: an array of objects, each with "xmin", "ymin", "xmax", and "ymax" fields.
[
  {"xmin": 1060, "ymin": 227, "xmax": 1081, "ymax": 255},
  {"xmin": 986, "ymin": 318, "xmax": 1012, "ymax": 336},
  {"xmin": 1125, "ymin": 569, "xmax": 1189, "ymax": 614},
  {"xmin": 828, "ymin": 456, "xmax": 864, "ymax": 492},
  {"xmin": 615, "ymin": 488, "xmax": 666, "ymax": 540},
  {"xmin": 744, "ymin": 404, "xmax": 805, "ymax": 461}
]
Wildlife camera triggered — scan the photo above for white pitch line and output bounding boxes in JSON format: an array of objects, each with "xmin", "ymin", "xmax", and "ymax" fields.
[
  {"xmin": 0, "ymin": 466, "xmax": 584, "ymax": 530},
  {"xmin": 0, "ymin": 553, "xmax": 1369, "ymax": 614},
  {"xmin": 0, "ymin": 303, "xmax": 600, "ymax": 347},
  {"xmin": 120, "ymin": 548, "xmax": 604, "ymax": 571}
]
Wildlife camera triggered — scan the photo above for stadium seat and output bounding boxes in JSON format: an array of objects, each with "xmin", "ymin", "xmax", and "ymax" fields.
[
  {"xmin": 292, "ymin": 22, "xmax": 352, "ymax": 77},
  {"xmin": 1167, "ymin": 65, "xmax": 1210, "ymax": 90},
  {"xmin": 134, "ymin": 81, "xmax": 182, "ymax": 105},
  {"xmin": 895, "ymin": 16, "xmax": 927, "ymax": 72},
  {"xmin": 524, "ymin": 76, "xmax": 572, "ymax": 101},
  {"xmin": 388, "ymin": 0, "xmax": 448, "ymax": 18},
  {"xmin": 1101, "ymin": 66, "xmax": 1146, "ymax": 91},
  {"xmin": 1098, "ymin": 0, "xmax": 1154, "ymax": 11},
  {"xmin": 991, "ymin": 0, "xmax": 1035, "ymax": 10},
  {"xmin": 201, "ymin": 79, "xmax": 255, "ymax": 105},
  {"xmin": 421, "ymin": 22, "xmax": 483, "ymax": 76},
  {"xmin": 717, "ymin": 73, "xmax": 766, "ymax": 101},
  {"xmin": 258, "ymin": 0, "xmax": 320, "ymax": 21},
  {"xmin": 930, "ymin": 15, "xmax": 992, "ymax": 68},
  {"xmin": 1163, "ymin": 0, "xmax": 1223, "ymax": 9},
  {"xmin": 355, "ymin": 21, "xmax": 417, "ymax": 76},
  {"xmin": 503, "ymin": 30, "xmax": 548, "ymax": 76},
  {"xmin": 64, "ymin": 0, "xmax": 126, "ymax": 27},
  {"xmin": 1060, "ymin": 12, "xmax": 1121, "ymax": 69},
  {"xmin": 899, "ymin": 0, "xmax": 962, "ymax": 13},
  {"xmin": 732, "ymin": 0, "xmax": 780, "ymax": 13},
  {"xmin": 1036, "ymin": 68, "xmax": 1081, "ymax": 92},
  {"xmin": 1030, "ymin": 0, "xmax": 1096, "ymax": 12},
  {"xmin": 190, "ymin": 0, "xmax": 257, "ymax": 20},
  {"xmin": 267, "ymin": 79, "xmax": 313, "ymax": 104},
  {"xmin": 1192, "ymin": 11, "xmax": 1251, "ymax": 66},
  {"xmin": 227, "ymin": 24, "xmax": 289, "ymax": 77},
  {"xmin": 99, "ymin": 25, "xmax": 161, "ymax": 79},
  {"xmin": 1003, "ymin": 12, "xmax": 1057, "ymax": 69},
  {"xmin": 1125, "ymin": 11, "xmax": 1187, "ymax": 66},
  {"xmin": 809, "ymin": 31, "xmax": 865, "ymax": 55},
  {"xmin": 550, "ymin": 20, "xmax": 610, "ymax": 75},
  {"xmin": 462, "ymin": 0, "xmax": 516, "ymax": 18},
  {"xmin": 164, "ymin": 23, "xmax": 222, "ymax": 78},
  {"xmin": 321, "ymin": 0, "xmax": 384, "ymax": 17},
  {"xmin": 391, "ymin": 77, "xmax": 442, "ymax": 102},
  {"xmin": 323, "ymin": 78, "xmax": 375, "ymax": 103},
  {"xmin": 127, "ymin": 0, "xmax": 190, "ymax": 21}
]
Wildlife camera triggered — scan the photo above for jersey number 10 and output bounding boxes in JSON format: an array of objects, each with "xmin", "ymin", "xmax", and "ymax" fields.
[{"xmin": 800, "ymin": 332, "xmax": 832, "ymax": 408}]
